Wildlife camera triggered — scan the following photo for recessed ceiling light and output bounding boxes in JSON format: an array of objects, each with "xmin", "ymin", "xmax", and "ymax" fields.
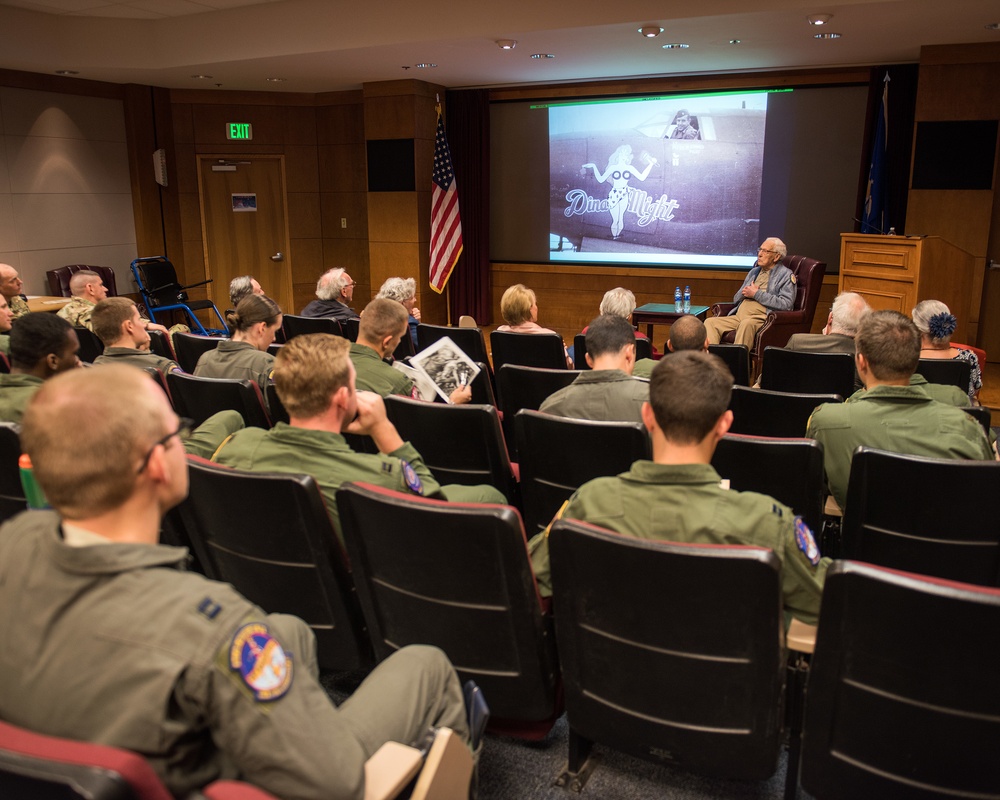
[
  {"xmin": 530, "ymin": 53, "xmax": 555, "ymax": 59},
  {"xmin": 807, "ymin": 14, "xmax": 833, "ymax": 25},
  {"xmin": 813, "ymin": 31, "xmax": 842, "ymax": 39},
  {"xmin": 415, "ymin": 63, "xmax": 437, "ymax": 68},
  {"xmin": 661, "ymin": 43, "xmax": 690, "ymax": 50},
  {"xmin": 729, "ymin": 39, "xmax": 742, "ymax": 45},
  {"xmin": 638, "ymin": 26, "xmax": 663, "ymax": 38},
  {"xmin": 496, "ymin": 39, "xmax": 517, "ymax": 50},
  {"xmin": 191, "ymin": 74, "xmax": 213, "ymax": 80},
  {"xmin": 54, "ymin": 69, "xmax": 79, "ymax": 75},
  {"xmin": 265, "ymin": 77, "xmax": 286, "ymax": 82}
]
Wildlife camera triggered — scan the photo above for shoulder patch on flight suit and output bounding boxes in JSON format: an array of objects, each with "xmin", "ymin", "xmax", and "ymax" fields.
[
  {"xmin": 401, "ymin": 460, "xmax": 423, "ymax": 494},
  {"xmin": 794, "ymin": 516, "xmax": 821, "ymax": 566},
  {"xmin": 229, "ymin": 623, "xmax": 293, "ymax": 701}
]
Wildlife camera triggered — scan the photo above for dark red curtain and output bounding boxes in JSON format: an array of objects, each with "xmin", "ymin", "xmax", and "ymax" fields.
[{"xmin": 445, "ymin": 89, "xmax": 492, "ymax": 324}]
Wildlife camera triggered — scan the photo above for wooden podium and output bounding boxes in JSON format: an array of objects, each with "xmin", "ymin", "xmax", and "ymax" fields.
[{"xmin": 839, "ymin": 234, "xmax": 975, "ymax": 343}]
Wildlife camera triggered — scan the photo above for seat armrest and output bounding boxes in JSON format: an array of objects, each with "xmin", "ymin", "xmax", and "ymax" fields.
[
  {"xmin": 364, "ymin": 741, "xmax": 424, "ymax": 800},
  {"xmin": 711, "ymin": 302, "xmax": 736, "ymax": 317},
  {"xmin": 786, "ymin": 619, "xmax": 817, "ymax": 654}
]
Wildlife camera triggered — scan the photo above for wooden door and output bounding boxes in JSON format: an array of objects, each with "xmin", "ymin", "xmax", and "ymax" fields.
[{"xmin": 197, "ymin": 156, "xmax": 293, "ymax": 317}]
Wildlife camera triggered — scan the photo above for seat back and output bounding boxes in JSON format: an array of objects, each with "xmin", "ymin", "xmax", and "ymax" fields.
[
  {"xmin": 171, "ymin": 332, "xmax": 224, "ymax": 373},
  {"xmin": 915, "ymin": 357, "xmax": 971, "ymax": 391},
  {"xmin": 384, "ymin": 396, "xmax": 517, "ymax": 503},
  {"xmin": 549, "ymin": 520, "xmax": 785, "ymax": 779},
  {"xmin": 46, "ymin": 265, "xmax": 118, "ymax": 298},
  {"xmin": 573, "ymin": 333, "xmax": 651, "ymax": 370},
  {"xmin": 0, "ymin": 423, "xmax": 26, "ymax": 524},
  {"xmin": 341, "ymin": 318, "xmax": 359, "ymax": 342},
  {"xmin": 166, "ymin": 372, "xmax": 271, "ymax": 429},
  {"xmin": 146, "ymin": 330, "xmax": 176, "ymax": 362},
  {"xmin": 282, "ymin": 314, "xmax": 342, "ymax": 341},
  {"xmin": 336, "ymin": 482, "xmax": 559, "ymax": 729},
  {"xmin": 416, "ymin": 324, "xmax": 488, "ymax": 363},
  {"xmin": 73, "ymin": 327, "xmax": 104, "ymax": 363},
  {"xmin": 178, "ymin": 459, "xmax": 371, "ymax": 671},
  {"xmin": 711, "ymin": 434, "xmax": 826, "ymax": 533},
  {"xmin": 496, "ymin": 365, "xmax": 582, "ymax": 457},
  {"xmin": 843, "ymin": 448, "xmax": 1000, "ymax": 585},
  {"xmin": 760, "ymin": 347, "xmax": 856, "ymax": 399},
  {"xmin": 264, "ymin": 383, "xmax": 289, "ymax": 424},
  {"xmin": 514, "ymin": 410, "xmax": 650, "ymax": 535},
  {"xmin": 393, "ymin": 330, "xmax": 416, "ymax": 361},
  {"xmin": 708, "ymin": 343, "xmax": 750, "ymax": 386},
  {"xmin": 781, "ymin": 255, "xmax": 826, "ymax": 324},
  {"xmin": 801, "ymin": 561, "xmax": 1000, "ymax": 798},
  {"xmin": 0, "ymin": 718, "xmax": 171, "ymax": 800},
  {"xmin": 728, "ymin": 385, "xmax": 841, "ymax": 438},
  {"xmin": 490, "ymin": 330, "xmax": 566, "ymax": 372},
  {"xmin": 468, "ymin": 361, "xmax": 497, "ymax": 407}
]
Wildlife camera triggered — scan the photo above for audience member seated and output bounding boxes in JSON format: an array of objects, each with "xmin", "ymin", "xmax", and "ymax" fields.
[
  {"xmin": 228, "ymin": 274, "xmax": 264, "ymax": 308},
  {"xmin": 213, "ymin": 334, "xmax": 505, "ymax": 545},
  {"xmin": 376, "ymin": 276, "xmax": 421, "ymax": 349},
  {"xmin": 634, "ymin": 314, "xmax": 707, "ymax": 378},
  {"xmin": 194, "ymin": 294, "xmax": 281, "ymax": 402},
  {"xmin": 0, "ymin": 313, "xmax": 79, "ymax": 423},
  {"xmin": 92, "ymin": 298, "xmax": 181, "ymax": 378},
  {"xmin": 55, "ymin": 269, "xmax": 108, "ymax": 329},
  {"xmin": 496, "ymin": 283, "xmax": 572, "ymax": 368},
  {"xmin": 807, "ymin": 310, "xmax": 993, "ymax": 512},
  {"xmin": 529, "ymin": 350, "xmax": 828, "ymax": 625},
  {"xmin": 0, "ymin": 364, "xmax": 470, "ymax": 800},
  {"xmin": 0, "ymin": 264, "xmax": 28, "ymax": 320},
  {"xmin": 705, "ymin": 237, "xmax": 794, "ymax": 348},
  {"xmin": 573, "ymin": 287, "xmax": 656, "ymax": 362},
  {"xmin": 540, "ymin": 315, "xmax": 647, "ymax": 423},
  {"xmin": 0, "ymin": 293, "xmax": 11, "ymax": 355},
  {"xmin": 300, "ymin": 267, "xmax": 359, "ymax": 322},
  {"xmin": 912, "ymin": 299, "xmax": 982, "ymax": 400}
]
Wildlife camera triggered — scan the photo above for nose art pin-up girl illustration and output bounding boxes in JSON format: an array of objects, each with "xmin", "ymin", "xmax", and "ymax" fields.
[{"xmin": 581, "ymin": 145, "xmax": 657, "ymax": 240}]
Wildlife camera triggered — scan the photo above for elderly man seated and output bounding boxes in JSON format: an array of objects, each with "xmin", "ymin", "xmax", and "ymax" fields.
[{"xmin": 300, "ymin": 267, "xmax": 359, "ymax": 322}]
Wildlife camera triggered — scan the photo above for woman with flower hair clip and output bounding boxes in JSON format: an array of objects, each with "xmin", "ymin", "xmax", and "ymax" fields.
[{"xmin": 912, "ymin": 299, "xmax": 982, "ymax": 400}]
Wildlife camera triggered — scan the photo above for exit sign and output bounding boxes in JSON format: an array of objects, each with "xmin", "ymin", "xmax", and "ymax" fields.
[{"xmin": 226, "ymin": 122, "xmax": 253, "ymax": 140}]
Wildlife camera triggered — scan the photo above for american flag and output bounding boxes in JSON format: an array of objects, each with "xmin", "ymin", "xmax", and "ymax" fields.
[{"xmin": 429, "ymin": 108, "xmax": 463, "ymax": 293}]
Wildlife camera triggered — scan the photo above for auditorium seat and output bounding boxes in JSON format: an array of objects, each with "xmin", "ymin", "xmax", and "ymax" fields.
[
  {"xmin": 490, "ymin": 330, "xmax": 567, "ymax": 372},
  {"xmin": 800, "ymin": 560, "xmax": 1000, "ymax": 799},
  {"xmin": 495, "ymin": 364, "xmax": 580, "ymax": 456},
  {"xmin": 73, "ymin": 327, "xmax": 104, "ymax": 363},
  {"xmin": 708, "ymin": 343, "xmax": 751, "ymax": 386},
  {"xmin": 146, "ymin": 329, "xmax": 176, "ymax": 362},
  {"xmin": 337, "ymin": 482, "xmax": 561, "ymax": 738},
  {"xmin": 281, "ymin": 314, "xmax": 343, "ymax": 341},
  {"xmin": 171, "ymin": 332, "xmax": 225, "ymax": 373},
  {"xmin": 728, "ymin": 385, "xmax": 841, "ymax": 438},
  {"xmin": 0, "ymin": 423, "xmax": 26, "ymax": 524},
  {"xmin": 915, "ymin": 357, "xmax": 971, "ymax": 391},
  {"xmin": 166, "ymin": 372, "xmax": 271, "ymax": 429},
  {"xmin": 549, "ymin": 519, "xmax": 785, "ymax": 789},
  {"xmin": 760, "ymin": 347, "xmax": 856, "ymax": 399}
]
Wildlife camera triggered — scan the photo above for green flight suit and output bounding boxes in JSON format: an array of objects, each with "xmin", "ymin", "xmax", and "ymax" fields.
[
  {"xmin": 807, "ymin": 383, "xmax": 994, "ymax": 511},
  {"xmin": 213, "ymin": 423, "xmax": 505, "ymax": 545},
  {"xmin": 0, "ymin": 511, "xmax": 468, "ymax": 800},
  {"xmin": 184, "ymin": 410, "xmax": 244, "ymax": 460},
  {"xmin": 194, "ymin": 340, "xmax": 275, "ymax": 409},
  {"xmin": 0, "ymin": 373, "xmax": 43, "ymax": 423},
  {"xmin": 539, "ymin": 369, "xmax": 648, "ymax": 423},
  {"xmin": 0, "ymin": 333, "xmax": 9, "ymax": 356},
  {"xmin": 350, "ymin": 343, "xmax": 414, "ymax": 397},
  {"xmin": 94, "ymin": 346, "xmax": 180, "ymax": 378},
  {"xmin": 528, "ymin": 461, "xmax": 828, "ymax": 625}
]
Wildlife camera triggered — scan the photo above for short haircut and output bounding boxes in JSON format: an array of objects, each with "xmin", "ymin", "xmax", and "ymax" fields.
[
  {"xmin": 68, "ymin": 270, "xmax": 100, "ymax": 297},
  {"xmin": 584, "ymin": 314, "xmax": 635, "ymax": 358},
  {"xmin": 91, "ymin": 297, "xmax": 138, "ymax": 345},
  {"xmin": 377, "ymin": 277, "xmax": 416, "ymax": 304},
  {"xmin": 648, "ymin": 351, "xmax": 733, "ymax": 444},
  {"xmin": 21, "ymin": 365, "xmax": 167, "ymax": 517},
  {"xmin": 668, "ymin": 315, "xmax": 708, "ymax": 351},
  {"xmin": 229, "ymin": 275, "xmax": 256, "ymax": 308},
  {"xmin": 500, "ymin": 284, "xmax": 535, "ymax": 326},
  {"xmin": 316, "ymin": 268, "xmax": 349, "ymax": 301},
  {"xmin": 598, "ymin": 287, "xmax": 636, "ymax": 319},
  {"xmin": 359, "ymin": 297, "xmax": 408, "ymax": 342},
  {"xmin": 224, "ymin": 294, "xmax": 281, "ymax": 333},
  {"xmin": 829, "ymin": 292, "xmax": 870, "ymax": 336},
  {"xmin": 911, "ymin": 299, "xmax": 957, "ymax": 345},
  {"xmin": 273, "ymin": 333, "xmax": 351, "ymax": 419},
  {"xmin": 10, "ymin": 313, "xmax": 73, "ymax": 369},
  {"xmin": 855, "ymin": 310, "xmax": 920, "ymax": 380}
]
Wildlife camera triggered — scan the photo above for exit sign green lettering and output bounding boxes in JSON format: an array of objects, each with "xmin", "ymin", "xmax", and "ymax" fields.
[{"xmin": 226, "ymin": 122, "xmax": 253, "ymax": 140}]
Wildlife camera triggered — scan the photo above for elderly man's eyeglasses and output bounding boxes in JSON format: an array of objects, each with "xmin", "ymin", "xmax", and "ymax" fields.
[
  {"xmin": 344, "ymin": 281, "xmax": 358, "ymax": 288},
  {"xmin": 137, "ymin": 418, "xmax": 193, "ymax": 474},
  {"xmin": 758, "ymin": 247, "xmax": 779, "ymax": 254}
]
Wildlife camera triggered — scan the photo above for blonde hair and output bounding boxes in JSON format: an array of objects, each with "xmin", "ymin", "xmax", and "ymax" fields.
[
  {"xmin": 500, "ymin": 284, "xmax": 536, "ymax": 326},
  {"xmin": 273, "ymin": 334, "xmax": 352, "ymax": 419},
  {"xmin": 91, "ymin": 297, "xmax": 138, "ymax": 345}
]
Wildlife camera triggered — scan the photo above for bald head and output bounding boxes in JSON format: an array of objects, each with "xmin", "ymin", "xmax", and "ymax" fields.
[
  {"xmin": 68, "ymin": 270, "xmax": 107, "ymax": 302},
  {"xmin": 21, "ymin": 365, "xmax": 180, "ymax": 519},
  {"xmin": 668, "ymin": 315, "xmax": 709, "ymax": 352},
  {"xmin": 0, "ymin": 264, "xmax": 22, "ymax": 300}
]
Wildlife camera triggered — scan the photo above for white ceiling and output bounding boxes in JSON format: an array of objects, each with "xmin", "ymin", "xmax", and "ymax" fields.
[{"xmin": 0, "ymin": 0, "xmax": 998, "ymax": 93}]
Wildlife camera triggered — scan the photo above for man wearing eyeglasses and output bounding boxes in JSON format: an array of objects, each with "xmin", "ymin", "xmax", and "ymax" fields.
[
  {"xmin": 0, "ymin": 364, "xmax": 470, "ymax": 800},
  {"xmin": 705, "ymin": 237, "xmax": 794, "ymax": 348},
  {"xmin": 300, "ymin": 267, "xmax": 361, "ymax": 323}
]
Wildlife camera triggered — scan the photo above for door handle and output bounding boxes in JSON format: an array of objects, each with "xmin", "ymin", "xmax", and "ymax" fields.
[{"xmin": 270, "ymin": 252, "xmax": 284, "ymax": 262}]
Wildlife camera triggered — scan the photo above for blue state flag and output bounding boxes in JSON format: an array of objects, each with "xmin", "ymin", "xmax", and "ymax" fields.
[{"xmin": 861, "ymin": 74, "xmax": 889, "ymax": 234}]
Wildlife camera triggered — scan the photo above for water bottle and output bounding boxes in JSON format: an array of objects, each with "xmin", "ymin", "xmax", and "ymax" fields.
[
  {"xmin": 683, "ymin": 285, "xmax": 691, "ymax": 313},
  {"xmin": 19, "ymin": 454, "xmax": 48, "ymax": 510},
  {"xmin": 674, "ymin": 286, "xmax": 682, "ymax": 313}
]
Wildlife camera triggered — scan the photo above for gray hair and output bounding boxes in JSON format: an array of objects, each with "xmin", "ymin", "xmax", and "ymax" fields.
[
  {"xmin": 599, "ymin": 287, "xmax": 637, "ymax": 319},
  {"xmin": 767, "ymin": 237, "xmax": 788, "ymax": 259},
  {"xmin": 229, "ymin": 275, "xmax": 255, "ymax": 308},
  {"xmin": 377, "ymin": 277, "xmax": 416, "ymax": 304},
  {"xmin": 911, "ymin": 299, "xmax": 957, "ymax": 344},
  {"xmin": 829, "ymin": 292, "xmax": 870, "ymax": 337},
  {"xmin": 316, "ymin": 268, "xmax": 349, "ymax": 301}
]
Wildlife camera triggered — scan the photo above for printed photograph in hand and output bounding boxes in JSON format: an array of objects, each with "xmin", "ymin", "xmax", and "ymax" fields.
[{"xmin": 409, "ymin": 336, "xmax": 481, "ymax": 403}]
